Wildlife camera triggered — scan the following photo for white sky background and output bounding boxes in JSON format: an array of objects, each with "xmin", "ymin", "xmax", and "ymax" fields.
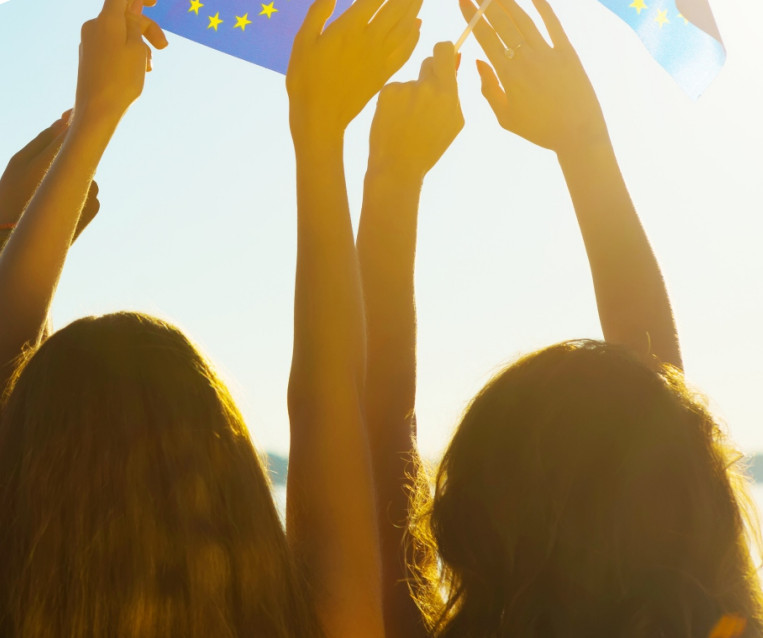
[{"xmin": 0, "ymin": 0, "xmax": 762, "ymax": 460}]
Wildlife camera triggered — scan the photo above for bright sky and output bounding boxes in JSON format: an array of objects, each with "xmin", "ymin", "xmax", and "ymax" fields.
[{"xmin": 1, "ymin": 0, "xmax": 762, "ymax": 460}]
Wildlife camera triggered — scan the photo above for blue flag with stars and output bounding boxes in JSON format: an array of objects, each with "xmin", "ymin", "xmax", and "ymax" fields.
[
  {"xmin": 598, "ymin": 0, "xmax": 725, "ymax": 98},
  {"xmin": 144, "ymin": 0, "xmax": 353, "ymax": 74}
]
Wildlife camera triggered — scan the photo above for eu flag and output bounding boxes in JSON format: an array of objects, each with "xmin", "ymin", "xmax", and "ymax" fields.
[
  {"xmin": 144, "ymin": 0, "xmax": 353, "ymax": 74},
  {"xmin": 598, "ymin": 0, "xmax": 725, "ymax": 98}
]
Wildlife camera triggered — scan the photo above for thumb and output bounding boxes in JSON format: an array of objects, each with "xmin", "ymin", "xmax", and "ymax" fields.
[{"xmin": 476, "ymin": 59, "xmax": 511, "ymax": 128}]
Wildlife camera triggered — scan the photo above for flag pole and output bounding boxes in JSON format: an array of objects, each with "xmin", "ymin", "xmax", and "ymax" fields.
[{"xmin": 455, "ymin": 0, "xmax": 494, "ymax": 52}]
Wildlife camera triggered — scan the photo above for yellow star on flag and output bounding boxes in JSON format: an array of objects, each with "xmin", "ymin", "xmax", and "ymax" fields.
[
  {"xmin": 260, "ymin": 2, "xmax": 278, "ymax": 18},
  {"xmin": 208, "ymin": 12, "xmax": 223, "ymax": 30},
  {"xmin": 654, "ymin": 9, "xmax": 669, "ymax": 27},
  {"xmin": 677, "ymin": 12, "xmax": 689, "ymax": 25},
  {"xmin": 188, "ymin": 0, "xmax": 204, "ymax": 14},
  {"xmin": 629, "ymin": 0, "xmax": 647, "ymax": 14},
  {"xmin": 234, "ymin": 14, "xmax": 253, "ymax": 30}
]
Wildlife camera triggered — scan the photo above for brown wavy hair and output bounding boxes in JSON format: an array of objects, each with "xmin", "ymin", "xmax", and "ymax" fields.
[
  {"xmin": 0, "ymin": 312, "xmax": 323, "ymax": 638},
  {"xmin": 411, "ymin": 340, "xmax": 763, "ymax": 638}
]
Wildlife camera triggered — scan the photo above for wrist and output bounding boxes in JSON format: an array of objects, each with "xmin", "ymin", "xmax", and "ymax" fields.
[
  {"xmin": 364, "ymin": 160, "xmax": 425, "ymax": 192},
  {"xmin": 366, "ymin": 143, "xmax": 430, "ymax": 187},
  {"xmin": 552, "ymin": 100, "xmax": 610, "ymax": 158},
  {"xmin": 555, "ymin": 120, "xmax": 612, "ymax": 162},
  {"xmin": 60, "ymin": 116, "xmax": 118, "ymax": 170},
  {"xmin": 290, "ymin": 108, "xmax": 344, "ymax": 149},
  {"xmin": 69, "ymin": 111, "xmax": 120, "ymax": 142}
]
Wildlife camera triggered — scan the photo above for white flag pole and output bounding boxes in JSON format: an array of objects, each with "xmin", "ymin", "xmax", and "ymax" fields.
[{"xmin": 454, "ymin": 0, "xmax": 494, "ymax": 52}]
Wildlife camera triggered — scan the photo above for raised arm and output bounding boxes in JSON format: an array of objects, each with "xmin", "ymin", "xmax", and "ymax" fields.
[
  {"xmin": 285, "ymin": 0, "xmax": 421, "ymax": 635},
  {"xmin": 460, "ymin": 0, "xmax": 682, "ymax": 370},
  {"xmin": 356, "ymin": 42, "xmax": 463, "ymax": 638},
  {"xmin": 0, "ymin": 0, "xmax": 166, "ymax": 385}
]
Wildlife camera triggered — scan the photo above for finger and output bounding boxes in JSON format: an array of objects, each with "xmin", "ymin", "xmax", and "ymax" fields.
[
  {"xmin": 530, "ymin": 0, "xmax": 571, "ymax": 48},
  {"xmin": 138, "ymin": 14, "xmax": 168, "ymax": 48},
  {"xmin": 39, "ymin": 127, "xmax": 69, "ymax": 167},
  {"xmin": 142, "ymin": 0, "xmax": 157, "ymax": 5},
  {"xmin": 370, "ymin": 0, "xmax": 423, "ymax": 40},
  {"xmin": 459, "ymin": 0, "xmax": 510, "ymax": 74},
  {"xmin": 125, "ymin": 0, "xmax": 158, "ymax": 43},
  {"xmin": 342, "ymin": 0, "xmax": 385, "ymax": 28},
  {"xmin": 10, "ymin": 126, "xmax": 68, "ymax": 181},
  {"xmin": 496, "ymin": 0, "xmax": 545, "ymax": 49},
  {"xmin": 125, "ymin": 4, "xmax": 145, "ymax": 42},
  {"xmin": 418, "ymin": 56, "xmax": 435, "ymax": 82},
  {"xmin": 384, "ymin": 19, "xmax": 421, "ymax": 78},
  {"xmin": 483, "ymin": 0, "xmax": 523, "ymax": 49},
  {"xmin": 100, "ymin": 0, "xmax": 129, "ymax": 17},
  {"xmin": 297, "ymin": 0, "xmax": 337, "ymax": 41},
  {"xmin": 13, "ymin": 118, "xmax": 68, "ymax": 162},
  {"xmin": 476, "ymin": 59, "xmax": 512, "ymax": 129},
  {"xmin": 431, "ymin": 41, "xmax": 457, "ymax": 84},
  {"xmin": 74, "ymin": 181, "xmax": 101, "ymax": 242}
]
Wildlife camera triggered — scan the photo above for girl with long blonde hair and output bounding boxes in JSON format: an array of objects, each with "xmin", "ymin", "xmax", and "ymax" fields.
[{"xmin": 0, "ymin": 0, "xmax": 422, "ymax": 634}]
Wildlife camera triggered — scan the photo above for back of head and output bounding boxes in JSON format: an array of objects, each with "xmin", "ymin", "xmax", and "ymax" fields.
[
  {"xmin": 416, "ymin": 340, "xmax": 763, "ymax": 638},
  {"xmin": 0, "ymin": 312, "xmax": 321, "ymax": 638}
]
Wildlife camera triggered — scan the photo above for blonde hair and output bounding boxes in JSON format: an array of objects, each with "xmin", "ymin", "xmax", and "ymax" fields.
[
  {"xmin": 410, "ymin": 340, "xmax": 763, "ymax": 638},
  {"xmin": 0, "ymin": 312, "xmax": 323, "ymax": 638}
]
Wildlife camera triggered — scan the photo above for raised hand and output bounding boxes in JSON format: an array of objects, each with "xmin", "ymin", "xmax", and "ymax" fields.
[
  {"xmin": 369, "ymin": 41, "xmax": 464, "ymax": 182},
  {"xmin": 459, "ymin": 0, "xmax": 606, "ymax": 152},
  {"xmin": 0, "ymin": 114, "xmax": 100, "ymax": 244},
  {"xmin": 460, "ymin": 0, "xmax": 681, "ymax": 369},
  {"xmin": 287, "ymin": 0, "xmax": 423, "ymax": 141},
  {"xmin": 74, "ymin": 0, "xmax": 167, "ymax": 129}
]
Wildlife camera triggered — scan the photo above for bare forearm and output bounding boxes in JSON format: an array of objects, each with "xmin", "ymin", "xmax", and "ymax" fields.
[
  {"xmin": 557, "ymin": 132, "xmax": 681, "ymax": 369},
  {"xmin": 357, "ymin": 169, "xmax": 429, "ymax": 638},
  {"xmin": 358, "ymin": 169, "xmax": 421, "ymax": 436},
  {"xmin": 0, "ymin": 120, "xmax": 113, "ymax": 372},
  {"xmin": 291, "ymin": 136, "xmax": 366, "ymax": 388},
  {"xmin": 288, "ymin": 134, "xmax": 383, "ymax": 638}
]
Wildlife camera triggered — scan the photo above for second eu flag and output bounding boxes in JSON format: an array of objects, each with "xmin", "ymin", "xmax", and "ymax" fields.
[
  {"xmin": 144, "ymin": 0, "xmax": 353, "ymax": 74},
  {"xmin": 598, "ymin": 0, "xmax": 725, "ymax": 99}
]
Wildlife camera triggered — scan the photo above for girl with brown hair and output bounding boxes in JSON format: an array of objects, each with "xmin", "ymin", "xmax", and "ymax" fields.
[{"xmin": 356, "ymin": 0, "xmax": 763, "ymax": 636}]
